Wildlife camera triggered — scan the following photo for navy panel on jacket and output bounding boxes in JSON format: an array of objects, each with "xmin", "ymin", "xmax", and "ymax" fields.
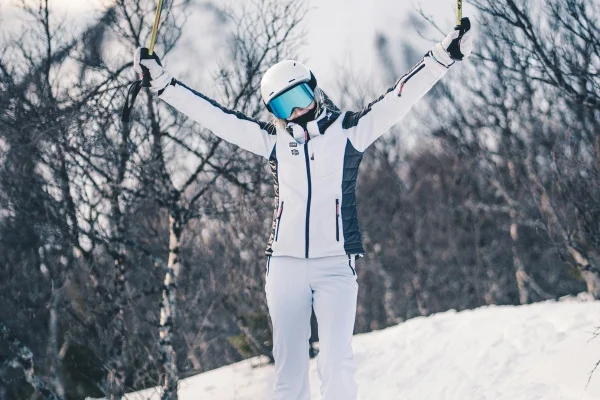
[{"xmin": 341, "ymin": 140, "xmax": 365, "ymax": 255}]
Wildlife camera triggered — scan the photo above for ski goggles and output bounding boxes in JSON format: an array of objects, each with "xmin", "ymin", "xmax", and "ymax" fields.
[{"xmin": 268, "ymin": 83, "xmax": 315, "ymax": 120}]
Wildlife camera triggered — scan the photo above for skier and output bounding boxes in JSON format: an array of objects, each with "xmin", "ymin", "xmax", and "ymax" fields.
[{"xmin": 134, "ymin": 17, "xmax": 473, "ymax": 400}]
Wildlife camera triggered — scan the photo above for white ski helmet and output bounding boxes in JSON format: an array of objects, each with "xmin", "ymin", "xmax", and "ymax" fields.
[{"xmin": 261, "ymin": 60, "xmax": 317, "ymax": 111}]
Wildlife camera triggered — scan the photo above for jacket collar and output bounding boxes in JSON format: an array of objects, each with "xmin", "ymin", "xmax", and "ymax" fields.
[{"xmin": 285, "ymin": 90, "xmax": 341, "ymax": 140}]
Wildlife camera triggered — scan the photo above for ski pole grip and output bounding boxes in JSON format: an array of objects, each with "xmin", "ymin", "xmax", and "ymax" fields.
[
  {"xmin": 141, "ymin": 69, "xmax": 151, "ymax": 88},
  {"xmin": 139, "ymin": 47, "xmax": 154, "ymax": 88}
]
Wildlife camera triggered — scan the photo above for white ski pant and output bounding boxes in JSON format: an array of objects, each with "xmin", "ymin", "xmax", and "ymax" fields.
[{"xmin": 265, "ymin": 255, "xmax": 359, "ymax": 400}]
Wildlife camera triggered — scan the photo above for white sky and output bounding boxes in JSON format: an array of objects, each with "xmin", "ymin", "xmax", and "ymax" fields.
[{"xmin": 2, "ymin": 0, "xmax": 474, "ymax": 87}]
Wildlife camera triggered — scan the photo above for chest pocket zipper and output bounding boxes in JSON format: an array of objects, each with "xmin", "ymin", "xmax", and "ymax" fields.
[
  {"xmin": 275, "ymin": 201, "xmax": 284, "ymax": 241},
  {"xmin": 335, "ymin": 199, "xmax": 340, "ymax": 242}
]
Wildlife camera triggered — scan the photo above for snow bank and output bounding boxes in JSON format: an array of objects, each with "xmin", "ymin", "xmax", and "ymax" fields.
[{"xmin": 123, "ymin": 300, "xmax": 600, "ymax": 400}]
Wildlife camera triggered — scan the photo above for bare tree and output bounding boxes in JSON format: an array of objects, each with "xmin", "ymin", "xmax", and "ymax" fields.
[
  {"xmin": 107, "ymin": 0, "xmax": 307, "ymax": 397},
  {"xmin": 452, "ymin": 0, "xmax": 600, "ymax": 296},
  {"xmin": 0, "ymin": 1, "xmax": 125, "ymax": 397}
]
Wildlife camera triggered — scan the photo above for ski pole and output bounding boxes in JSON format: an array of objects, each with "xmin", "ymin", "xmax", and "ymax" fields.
[
  {"xmin": 147, "ymin": 0, "xmax": 164, "ymax": 56},
  {"xmin": 144, "ymin": 0, "xmax": 165, "ymax": 86},
  {"xmin": 456, "ymin": 0, "xmax": 462, "ymax": 28},
  {"xmin": 121, "ymin": 0, "xmax": 165, "ymax": 123}
]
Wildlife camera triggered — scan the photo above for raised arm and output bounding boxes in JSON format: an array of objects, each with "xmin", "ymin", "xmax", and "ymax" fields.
[
  {"xmin": 343, "ymin": 18, "xmax": 474, "ymax": 152},
  {"xmin": 159, "ymin": 80, "xmax": 277, "ymax": 158},
  {"xmin": 134, "ymin": 48, "xmax": 277, "ymax": 159}
]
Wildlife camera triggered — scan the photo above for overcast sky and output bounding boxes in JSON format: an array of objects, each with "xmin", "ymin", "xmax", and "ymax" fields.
[{"xmin": 2, "ymin": 0, "xmax": 471, "ymax": 87}]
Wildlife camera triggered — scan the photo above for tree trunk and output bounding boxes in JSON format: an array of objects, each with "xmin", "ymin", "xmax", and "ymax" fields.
[
  {"xmin": 39, "ymin": 247, "xmax": 66, "ymax": 398},
  {"xmin": 582, "ymin": 271, "xmax": 600, "ymax": 299},
  {"xmin": 507, "ymin": 162, "xmax": 529, "ymax": 304},
  {"xmin": 159, "ymin": 213, "xmax": 183, "ymax": 400},
  {"xmin": 510, "ymin": 215, "xmax": 529, "ymax": 304},
  {"xmin": 108, "ymin": 248, "xmax": 127, "ymax": 400},
  {"xmin": 47, "ymin": 283, "xmax": 66, "ymax": 399},
  {"xmin": 107, "ymin": 115, "xmax": 134, "ymax": 400},
  {"xmin": 413, "ymin": 244, "xmax": 429, "ymax": 316}
]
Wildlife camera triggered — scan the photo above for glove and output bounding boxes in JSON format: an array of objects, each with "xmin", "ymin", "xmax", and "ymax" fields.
[
  {"xmin": 133, "ymin": 47, "xmax": 172, "ymax": 92},
  {"xmin": 431, "ymin": 17, "xmax": 474, "ymax": 67}
]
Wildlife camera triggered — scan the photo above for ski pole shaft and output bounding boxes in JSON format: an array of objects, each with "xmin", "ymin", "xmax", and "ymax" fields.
[
  {"xmin": 456, "ymin": 0, "xmax": 462, "ymax": 28},
  {"xmin": 148, "ymin": 0, "xmax": 164, "ymax": 55}
]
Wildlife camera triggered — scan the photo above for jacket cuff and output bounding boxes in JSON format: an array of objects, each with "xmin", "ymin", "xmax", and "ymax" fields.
[
  {"xmin": 430, "ymin": 43, "xmax": 455, "ymax": 68},
  {"xmin": 151, "ymin": 70, "xmax": 173, "ymax": 93}
]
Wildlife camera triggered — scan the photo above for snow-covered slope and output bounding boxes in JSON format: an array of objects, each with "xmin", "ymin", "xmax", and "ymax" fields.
[{"xmin": 123, "ymin": 299, "xmax": 600, "ymax": 400}]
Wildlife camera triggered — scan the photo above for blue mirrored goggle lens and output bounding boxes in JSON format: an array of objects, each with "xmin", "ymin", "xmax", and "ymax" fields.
[{"xmin": 269, "ymin": 83, "xmax": 314, "ymax": 119}]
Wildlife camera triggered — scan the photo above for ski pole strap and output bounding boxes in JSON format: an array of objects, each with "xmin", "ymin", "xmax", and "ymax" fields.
[{"xmin": 121, "ymin": 79, "xmax": 143, "ymax": 123}]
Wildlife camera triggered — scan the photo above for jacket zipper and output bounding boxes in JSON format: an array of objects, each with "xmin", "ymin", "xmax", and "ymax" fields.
[
  {"xmin": 275, "ymin": 201, "xmax": 284, "ymax": 242},
  {"xmin": 335, "ymin": 199, "xmax": 340, "ymax": 242},
  {"xmin": 304, "ymin": 143, "xmax": 312, "ymax": 258}
]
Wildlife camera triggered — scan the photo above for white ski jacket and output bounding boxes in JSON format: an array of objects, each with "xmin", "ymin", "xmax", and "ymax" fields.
[{"xmin": 158, "ymin": 51, "xmax": 450, "ymax": 258}]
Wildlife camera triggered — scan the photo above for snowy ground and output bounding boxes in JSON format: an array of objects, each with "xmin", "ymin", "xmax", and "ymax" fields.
[{"xmin": 118, "ymin": 298, "xmax": 600, "ymax": 400}]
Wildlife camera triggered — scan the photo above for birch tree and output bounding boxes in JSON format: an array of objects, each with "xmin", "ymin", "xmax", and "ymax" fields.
[{"xmin": 108, "ymin": 0, "xmax": 306, "ymax": 396}]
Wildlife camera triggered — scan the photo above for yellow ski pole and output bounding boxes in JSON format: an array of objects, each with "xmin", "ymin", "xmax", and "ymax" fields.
[
  {"xmin": 148, "ymin": 0, "xmax": 164, "ymax": 56},
  {"xmin": 456, "ymin": 0, "xmax": 462, "ymax": 28}
]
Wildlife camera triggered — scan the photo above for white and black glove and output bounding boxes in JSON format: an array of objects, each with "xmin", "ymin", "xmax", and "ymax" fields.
[
  {"xmin": 431, "ymin": 17, "xmax": 474, "ymax": 68},
  {"xmin": 133, "ymin": 47, "xmax": 173, "ymax": 92}
]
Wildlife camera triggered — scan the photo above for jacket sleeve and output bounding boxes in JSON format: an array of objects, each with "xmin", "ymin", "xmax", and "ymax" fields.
[
  {"xmin": 158, "ymin": 79, "xmax": 277, "ymax": 159},
  {"xmin": 342, "ymin": 52, "xmax": 450, "ymax": 152}
]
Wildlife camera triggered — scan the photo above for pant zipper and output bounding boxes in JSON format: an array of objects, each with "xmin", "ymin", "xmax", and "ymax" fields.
[{"xmin": 348, "ymin": 255, "xmax": 356, "ymax": 276}]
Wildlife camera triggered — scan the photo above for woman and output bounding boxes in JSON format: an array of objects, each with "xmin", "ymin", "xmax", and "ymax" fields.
[{"xmin": 134, "ymin": 17, "xmax": 473, "ymax": 400}]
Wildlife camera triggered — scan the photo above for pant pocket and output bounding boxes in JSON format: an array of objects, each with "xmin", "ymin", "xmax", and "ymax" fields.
[
  {"xmin": 335, "ymin": 199, "xmax": 340, "ymax": 242},
  {"xmin": 275, "ymin": 201, "xmax": 284, "ymax": 242}
]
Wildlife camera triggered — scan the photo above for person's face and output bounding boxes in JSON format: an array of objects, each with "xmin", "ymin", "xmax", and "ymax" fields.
[{"xmin": 287, "ymin": 100, "xmax": 316, "ymax": 121}]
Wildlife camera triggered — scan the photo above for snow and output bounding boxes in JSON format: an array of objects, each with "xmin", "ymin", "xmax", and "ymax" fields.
[{"xmin": 119, "ymin": 299, "xmax": 600, "ymax": 400}]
